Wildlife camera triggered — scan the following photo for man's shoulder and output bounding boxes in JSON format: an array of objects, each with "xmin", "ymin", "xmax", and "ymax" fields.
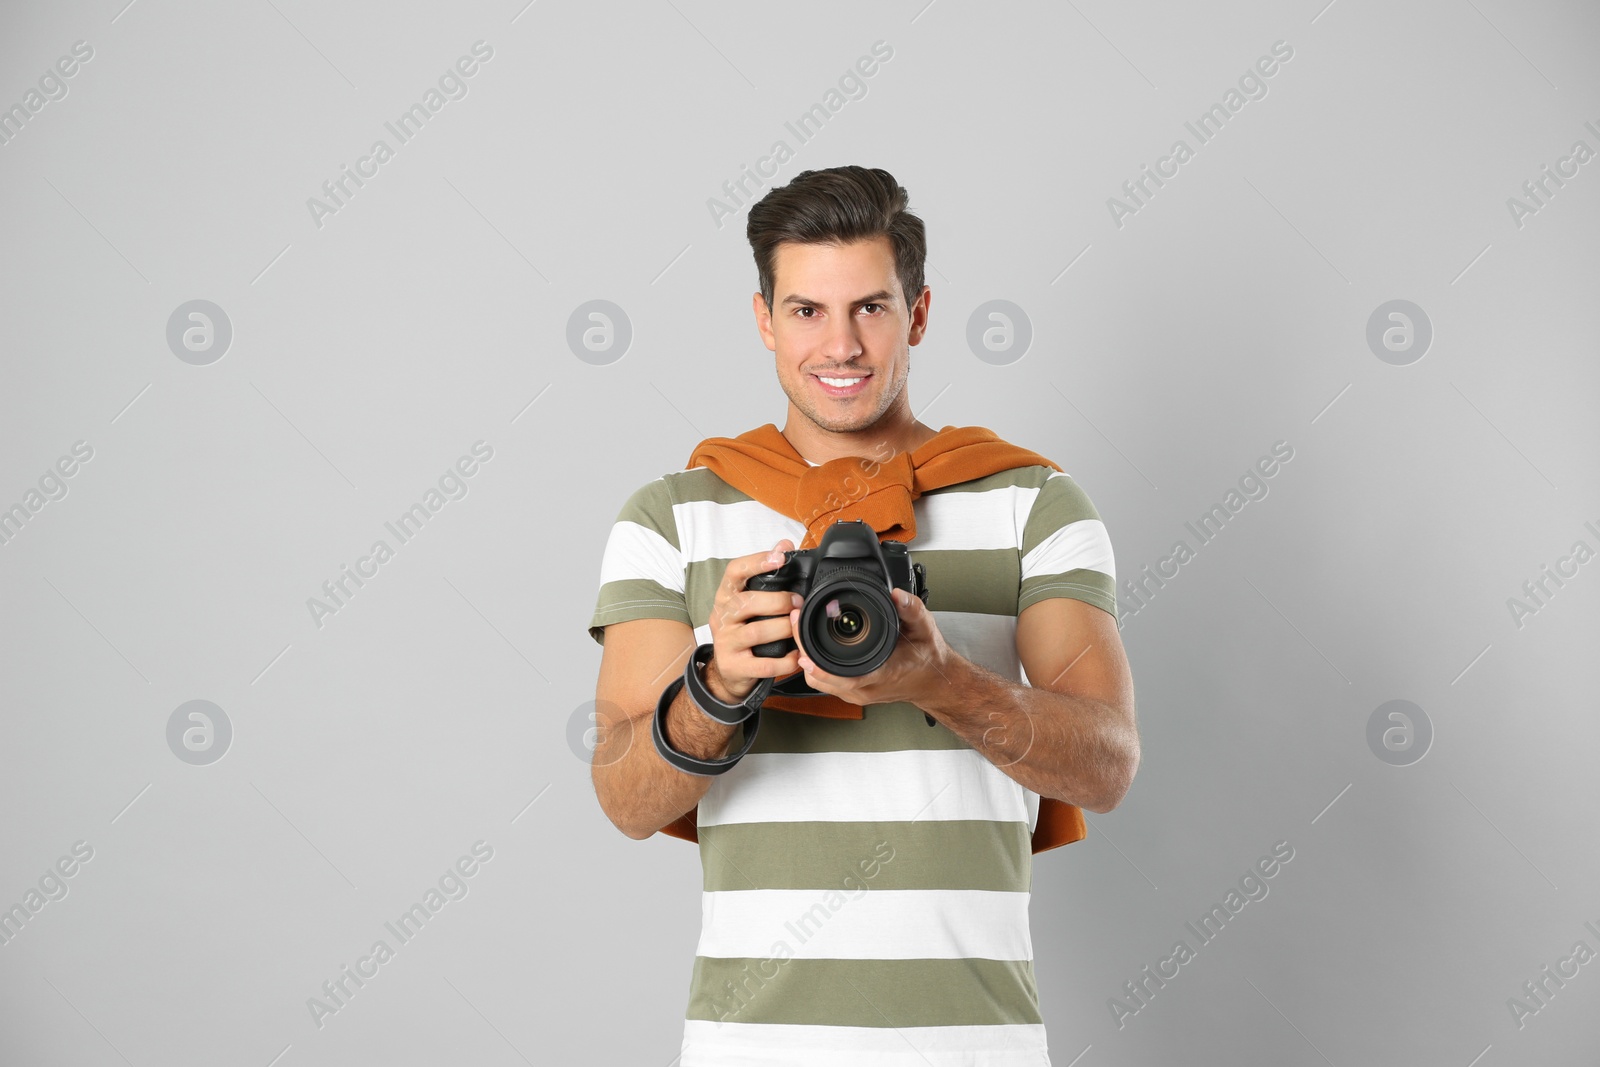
[
  {"xmin": 610, "ymin": 467, "xmax": 756, "ymax": 524},
  {"xmin": 670, "ymin": 466, "xmax": 757, "ymax": 507}
]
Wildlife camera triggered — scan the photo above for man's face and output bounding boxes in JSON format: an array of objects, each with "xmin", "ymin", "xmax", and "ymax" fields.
[{"xmin": 754, "ymin": 235, "xmax": 929, "ymax": 435}]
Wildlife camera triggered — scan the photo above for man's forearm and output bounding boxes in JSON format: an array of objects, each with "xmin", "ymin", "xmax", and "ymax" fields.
[
  {"xmin": 916, "ymin": 652, "xmax": 1137, "ymax": 812},
  {"xmin": 592, "ymin": 674, "xmax": 737, "ymax": 840}
]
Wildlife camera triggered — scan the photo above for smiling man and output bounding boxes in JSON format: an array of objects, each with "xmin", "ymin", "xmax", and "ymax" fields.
[{"xmin": 588, "ymin": 165, "xmax": 1139, "ymax": 1066}]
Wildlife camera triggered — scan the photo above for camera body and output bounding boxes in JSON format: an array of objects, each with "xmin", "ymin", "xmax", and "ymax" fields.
[{"xmin": 745, "ymin": 520, "xmax": 929, "ymax": 678}]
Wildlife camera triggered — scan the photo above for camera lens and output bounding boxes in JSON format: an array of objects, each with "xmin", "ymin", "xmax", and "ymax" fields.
[
  {"xmin": 827, "ymin": 604, "xmax": 869, "ymax": 645},
  {"xmin": 804, "ymin": 577, "xmax": 894, "ymax": 675}
]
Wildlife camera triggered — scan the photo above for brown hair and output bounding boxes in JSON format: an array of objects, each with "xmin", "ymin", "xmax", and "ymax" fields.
[{"xmin": 746, "ymin": 166, "xmax": 926, "ymax": 316}]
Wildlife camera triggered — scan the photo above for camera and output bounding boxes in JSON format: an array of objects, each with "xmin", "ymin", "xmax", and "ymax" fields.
[{"xmin": 745, "ymin": 520, "xmax": 929, "ymax": 678}]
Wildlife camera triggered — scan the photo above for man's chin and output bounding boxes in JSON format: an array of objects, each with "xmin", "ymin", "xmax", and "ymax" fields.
[{"xmin": 805, "ymin": 409, "xmax": 881, "ymax": 434}]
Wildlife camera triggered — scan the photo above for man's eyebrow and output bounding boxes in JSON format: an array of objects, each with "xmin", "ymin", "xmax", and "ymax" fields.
[{"xmin": 780, "ymin": 290, "xmax": 896, "ymax": 308}]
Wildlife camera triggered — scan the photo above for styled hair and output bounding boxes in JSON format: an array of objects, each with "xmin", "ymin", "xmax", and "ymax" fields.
[{"xmin": 746, "ymin": 166, "xmax": 926, "ymax": 315}]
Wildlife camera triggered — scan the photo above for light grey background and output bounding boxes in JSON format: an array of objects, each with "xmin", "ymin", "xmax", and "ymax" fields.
[{"xmin": 2, "ymin": 0, "xmax": 1597, "ymax": 1064}]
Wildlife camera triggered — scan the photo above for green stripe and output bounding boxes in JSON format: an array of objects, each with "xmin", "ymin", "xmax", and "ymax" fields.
[
  {"xmin": 589, "ymin": 578, "xmax": 690, "ymax": 644},
  {"xmin": 596, "ymin": 464, "xmax": 1115, "ymax": 641},
  {"xmin": 751, "ymin": 701, "xmax": 968, "ymax": 753},
  {"xmin": 676, "ymin": 467, "xmax": 757, "ymax": 506},
  {"xmin": 699, "ymin": 820, "xmax": 1030, "ymax": 892},
  {"xmin": 685, "ymin": 546, "xmax": 1021, "ymax": 623},
  {"xmin": 687, "ymin": 957, "xmax": 1041, "ymax": 1027},
  {"xmin": 615, "ymin": 477, "xmax": 680, "ymax": 551},
  {"xmin": 915, "ymin": 548, "xmax": 1019, "ymax": 615},
  {"xmin": 1020, "ymin": 473, "xmax": 1102, "ymax": 559},
  {"xmin": 1018, "ymin": 569, "xmax": 1116, "ymax": 618}
]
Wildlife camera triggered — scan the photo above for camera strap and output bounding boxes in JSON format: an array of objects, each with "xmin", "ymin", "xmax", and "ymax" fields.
[
  {"xmin": 651, "ymin": 644, "xmax": 771, "ymax": 776},
  {"xmin": 652, "ymin": 673, "xmax": 765, "ymax": 776}
]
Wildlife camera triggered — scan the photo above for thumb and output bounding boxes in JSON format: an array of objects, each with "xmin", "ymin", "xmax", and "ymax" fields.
[{"xmin": 893, "ymin": 588, "xmax": 926, "ymax": 628}]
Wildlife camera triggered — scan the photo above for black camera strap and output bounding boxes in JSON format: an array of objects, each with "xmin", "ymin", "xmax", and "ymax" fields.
[
  {"xmin": 651, "ymin": 644, "xmax": 771, "ymax": 776},
  {"xmin": 684, "ymin": 643, "xmax": 770, "ymax": 723}
]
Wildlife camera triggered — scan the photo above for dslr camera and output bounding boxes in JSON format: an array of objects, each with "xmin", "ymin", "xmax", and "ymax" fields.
[{"xmin": 745, "ymin": 520, "xmax": 929, "ymax": 680}]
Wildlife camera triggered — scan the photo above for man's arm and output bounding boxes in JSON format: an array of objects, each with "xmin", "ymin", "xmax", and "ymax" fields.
[
  {"xmin": 915, "ymin": 596, "xmax": 1138, "ymax": 813},
  {"xmin": 591, "ymin": 617, "xmax": 738, "ymax": 840},
  {"xmin": 787, "ymin": 591, "xmax": 1139, "ymax": 813},
  {"xmin": 591, "ymin": 540, "xmax": 806, "ymax": 840}
]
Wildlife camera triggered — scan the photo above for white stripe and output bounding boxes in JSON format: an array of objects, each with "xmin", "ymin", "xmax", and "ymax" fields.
[
  {"xmin": 598, "ymin": 520, "xmax": 684, "ymax": 592},
  {"xmin": 671, "ymin": 483, "xmax": 1052, "ymax": 561},
  {"xmin": 910, "ymin": 485, "xmax": 1034, "ymax": 552},
  {"xmin": 674, "ymin": 498, "xmax": 806, "ymax": 563},
  {"xmin": 681, "ymin": 1020, "xmax": 1050, "ymax": 1066},
  {"xmin": 1021, "ymin": 517, "xmax": 1114, "ymax": 583},
  {"xmin": 699, "ymin": 748, "xmax": 1029, "ymax": 828},
  {"xmin": 697, "ymin": 888, "xmax": 1033, "ymax": 961},
  {"xmin": 694, "ymin": 613, "xmax": 1039, "ymax": 834},
  {"xmin": 912, "ymin": 481, "xmax": 1050, "ymax": 552}
]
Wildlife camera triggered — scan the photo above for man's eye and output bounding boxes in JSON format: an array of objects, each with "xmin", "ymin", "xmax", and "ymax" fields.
[
  {"xmin": 796, "ymin": 307, "xmax": 815, "ymax": 318},
  {"xmin": 860, "ymin": 303, "xmax": 882, "ymax": 314}
]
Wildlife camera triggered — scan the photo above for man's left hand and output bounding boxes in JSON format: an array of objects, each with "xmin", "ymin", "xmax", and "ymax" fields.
[{"xmin": 788, "ymin": 588, "xmax": 956, "ymax": 710}]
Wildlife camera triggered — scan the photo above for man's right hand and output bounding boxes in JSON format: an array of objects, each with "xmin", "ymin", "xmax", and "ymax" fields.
[{"xmin": 705, "ymin": 539, "xmax": 805, "ymax": 702}]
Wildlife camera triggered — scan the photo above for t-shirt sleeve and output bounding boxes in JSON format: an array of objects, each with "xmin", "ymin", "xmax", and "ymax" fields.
[
  {"xmin": 587, "ymin": 477, "xmax": 692, "ymax": 646},
  {"xmin": 1018, "ymin": 469, "xmax": 1118, "ymax": 620}
]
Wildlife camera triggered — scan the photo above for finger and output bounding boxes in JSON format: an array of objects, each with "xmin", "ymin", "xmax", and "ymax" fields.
[
  {"xmin": 789, "ymin": 606, "xmax": 811, "ymax": 663},
  {"xmin": 738, "ymin": 589, "xmax": 804, "ymax": 620},
  {"xmin": 715, "ymin": 543, "xmax": 796, "ymax": 627},
  {"xmin": 789, "ymin": 614, "xmax": 832, "ymax": 679},
  {"xmin": 728, "ymin": 613, "xmax": 802, "ymax": 652},
  {"xmin": 731, "ymin": 646, "xmax": 802, "ymax": 678},
  {"xmin": 738, "ymin": 539, "xmax": 794, "ymax": 583},
  {"xmin": 892, "ymin": 588, "xmax": 927, "ymax": 635}
]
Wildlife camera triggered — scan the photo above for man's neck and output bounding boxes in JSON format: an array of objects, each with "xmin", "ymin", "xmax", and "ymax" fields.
[{"xmin": 780, "ymin": 410, "xmax": 941, "ymax": 466}]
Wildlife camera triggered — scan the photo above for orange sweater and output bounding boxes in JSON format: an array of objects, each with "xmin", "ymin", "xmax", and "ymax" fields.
[{"xmin": 658, "ymin": 422, "xmax": 1089, "ymax": 856}]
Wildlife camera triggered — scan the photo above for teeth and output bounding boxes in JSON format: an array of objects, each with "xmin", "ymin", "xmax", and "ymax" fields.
[{"xmin": 818, "ymin": 376, "xmax": 866, "ymax": 387}]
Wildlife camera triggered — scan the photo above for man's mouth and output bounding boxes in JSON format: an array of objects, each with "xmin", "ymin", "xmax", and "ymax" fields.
[{"xmin": 812, "ymin": 372, "xmax": 872, "ymax": 397}]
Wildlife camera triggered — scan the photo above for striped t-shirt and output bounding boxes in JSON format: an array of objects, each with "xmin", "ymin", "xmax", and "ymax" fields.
[{"xmin": 588, "ymin": 460, "xmax": 1117, "ymax": 1067}]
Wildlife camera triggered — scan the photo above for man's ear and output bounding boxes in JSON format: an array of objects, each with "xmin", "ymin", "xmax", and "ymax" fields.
[
  {"xmin": 906, "ymin": 284, "xmax": 931, "ymax": 346},
  {"xmin": 753, "ymin": 291, "xmax": 777, "ymax": 352}
]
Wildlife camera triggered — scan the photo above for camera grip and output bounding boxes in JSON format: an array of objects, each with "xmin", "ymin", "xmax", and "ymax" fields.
[{"xmin": 744, "ymin": 562, "xmax": 799, "ymax": 658}]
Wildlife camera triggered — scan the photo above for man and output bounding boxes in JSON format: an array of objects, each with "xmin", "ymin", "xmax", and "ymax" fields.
[{"xmin": 588, "ymin": 165, "xmax": 1138, "ymax": 1066}]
